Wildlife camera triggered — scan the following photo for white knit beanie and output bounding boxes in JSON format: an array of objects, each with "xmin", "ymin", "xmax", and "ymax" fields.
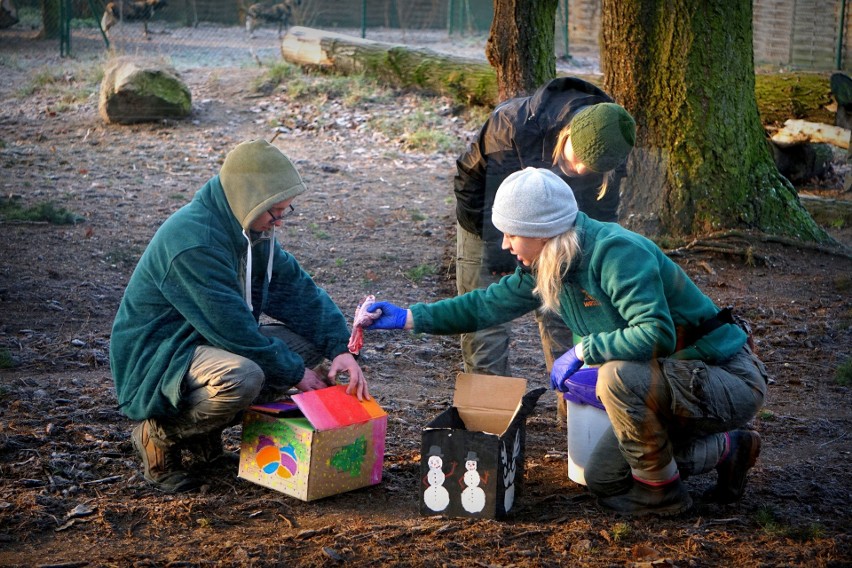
[{"xmin": 492, "ymin": 168, "xmax": 578, "ymax": 237}]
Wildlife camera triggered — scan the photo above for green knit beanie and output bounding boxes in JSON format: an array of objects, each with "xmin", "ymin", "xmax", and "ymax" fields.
[
  {"xmin": 219, "ymin": 140, "xmax": 306, "ymax": 230},
  {"xmin": 569, "ymin": 103, "xmax": 636, "ymax": 173}
]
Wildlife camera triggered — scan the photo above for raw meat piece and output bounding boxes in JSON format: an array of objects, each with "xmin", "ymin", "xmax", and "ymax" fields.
[{"xmin": 348, "ymin": 294, "xmax": 377, "ymax": 355}]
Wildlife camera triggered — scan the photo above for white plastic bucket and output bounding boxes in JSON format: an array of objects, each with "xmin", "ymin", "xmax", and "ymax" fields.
[{"xmin": 563, "ymin": 367, "xmax": 611, "ymax": 486}]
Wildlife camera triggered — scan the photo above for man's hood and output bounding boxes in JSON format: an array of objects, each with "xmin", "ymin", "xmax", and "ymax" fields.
[{"xmin": 219, "ymin": 139, "xmax": 306, "ymax": 230}]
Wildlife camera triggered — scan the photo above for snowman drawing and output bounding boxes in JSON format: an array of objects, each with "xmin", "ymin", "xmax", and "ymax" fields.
[
  {"xmin": 423, "ymin": 445, "xmax": 455, "ymax": 512},
  {"xmin": 459, "ymin": 451, "xmax": 488, "ymax": 514},
  {"xmin": 501, "ymin": 430, "xmax": 521, "ymax": 513}
]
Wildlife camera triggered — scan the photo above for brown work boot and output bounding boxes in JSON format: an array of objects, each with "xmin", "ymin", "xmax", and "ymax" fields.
[
  {"xmin": 597, "ymin": 476, "xmax": 693, "ymax": 517},
  {"xmin": 703, "ymin": 429, "xmax": 762, "ymax": 504},
  {"xmin": 131, "ymin": 421, "xmax": 201, "ymax": 493}
]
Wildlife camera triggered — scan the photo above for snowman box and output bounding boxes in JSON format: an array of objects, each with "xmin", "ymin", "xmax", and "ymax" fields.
[
  {"xmin": 237, "ymin": 385, "xmax": 387, "ymax": 501},
  {"xmin": 419, "ymin": 373, "xmax": 545, "ymax": 519}
]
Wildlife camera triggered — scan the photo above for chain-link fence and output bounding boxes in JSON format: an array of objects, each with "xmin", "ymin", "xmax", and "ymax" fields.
[
  {"xmin": 1, "ymin": 0, "xmax": 496, "ymax": 61},
  {"xmin": 1, "ymin": 0, "xmax": 848, "ymax": 71}
]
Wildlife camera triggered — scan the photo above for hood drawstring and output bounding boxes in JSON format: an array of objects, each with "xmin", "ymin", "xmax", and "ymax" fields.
[
  {"xmin": 266, "ymin": 233, "xmax": 275, "ymax": 283},
  {"xmin": 242, "ymin": 231, "xmax": 253, "ymax": 312},
  {"xmin": 241, "ymin": 229, "xmax": 277, "ymax": 314}
]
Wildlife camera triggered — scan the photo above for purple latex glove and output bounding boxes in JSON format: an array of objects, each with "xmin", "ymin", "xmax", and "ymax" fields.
[
  {"xmin": 550, "ymin": 346, "xmax": 583, "ymax": 392},
  {"xmin": 364, "ymin": 301, "xmax": 408, "ymax": 330}
]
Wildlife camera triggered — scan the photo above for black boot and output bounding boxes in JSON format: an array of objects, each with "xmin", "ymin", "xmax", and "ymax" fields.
[
  {"xmin": 597, "ymin": 476, "xmax": 693, "ymax": 517},
  {"xmin": 187, "ymin": 429, "xmax": 239, "ymax": 466},
  {"xmin": 703, "ymin": 429, "xmax": 761, "ymax": 504}
]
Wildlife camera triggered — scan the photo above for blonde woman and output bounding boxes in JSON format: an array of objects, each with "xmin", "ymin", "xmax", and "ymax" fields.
[
  {"xmin": 367, "ymin": 168, "xmax": 768, "ymax": 517},
  {"xmin": 453, "ymin": 76, "xmax": 635, "ymax": 425}
]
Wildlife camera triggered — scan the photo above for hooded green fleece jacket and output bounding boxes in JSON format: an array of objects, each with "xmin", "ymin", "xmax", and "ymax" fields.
[
  {"xmin": 110, "ymin": 176, "xmax": 351, "ymax": 421},
  {"xmin": 411, "ymin": 213, "xmax": 746, "ymax": 364}
]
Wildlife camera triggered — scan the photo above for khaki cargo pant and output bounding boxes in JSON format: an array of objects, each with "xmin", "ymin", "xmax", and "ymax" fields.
[
  {"xmin": 584, "ymin": 346, "xmax": 769, "ymax": 496},
  {"xmin": 146, "ymin": 324, "xmax": 324, "ymax": 447}
]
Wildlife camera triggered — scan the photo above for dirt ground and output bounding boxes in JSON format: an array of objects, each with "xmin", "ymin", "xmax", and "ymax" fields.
[{"xmin": 1, "ymin": 24, "xmax": 851, "ymax": 568}]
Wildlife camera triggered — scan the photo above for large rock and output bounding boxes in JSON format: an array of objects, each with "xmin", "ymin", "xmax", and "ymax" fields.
[{"xmin": 99, "ymin": 57, "xmax": 192, "ymax": 124}]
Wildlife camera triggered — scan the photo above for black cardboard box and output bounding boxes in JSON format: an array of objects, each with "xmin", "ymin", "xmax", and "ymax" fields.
[{"xmin": 420, "ymin": 373, "xmax": 545, "ymax": 519}]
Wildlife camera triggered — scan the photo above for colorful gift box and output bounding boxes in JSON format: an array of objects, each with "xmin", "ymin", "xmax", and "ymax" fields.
[{"xmin": 238, "ymin": 385, "xmax": 387, "ymax": 501}]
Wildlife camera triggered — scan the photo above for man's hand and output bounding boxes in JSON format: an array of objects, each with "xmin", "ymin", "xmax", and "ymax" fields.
[
  {"xmin": 328, "ymin": 352, "xmax": 370, "ymax": 401},
  {"xmin": 550, "ymin": 346, "xmax": 584, "ymax": 392},
  {"xmin": 295, "ymin": 366, "xmax": 334, "ymax": 393},
  {"xmin": 364, "ymin": 301, "xmax": 410, "ymax": 330}
]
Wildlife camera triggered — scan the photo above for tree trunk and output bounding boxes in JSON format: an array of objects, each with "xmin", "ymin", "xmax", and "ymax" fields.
[
  {"xmin": 486, "ymin": 0, "xmax": 559, "ymax": 101},
  {"xmin": 280, "ymin": 26, "xmax": 497, "ymax": 106},
  {"xmin": 602, "ymin": 0, "xmax": 829, "ymax": 243}
]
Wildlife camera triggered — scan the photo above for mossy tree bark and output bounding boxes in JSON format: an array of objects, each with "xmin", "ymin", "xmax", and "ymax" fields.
[
  {"xmin": 486, "ymin": 0, "xmax": 559, "ymax": 101},
  {"xmin": 602, "ymin": 0, "xmax": 829, "ymax": 242}
]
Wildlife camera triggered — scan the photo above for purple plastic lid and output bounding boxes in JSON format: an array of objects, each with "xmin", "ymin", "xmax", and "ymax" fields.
[{"xmin": 562, "ymin": 367, "xmax": 605, "ymax": 410}]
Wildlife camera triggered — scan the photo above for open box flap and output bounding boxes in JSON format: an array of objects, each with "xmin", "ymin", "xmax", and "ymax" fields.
[
  {"xmin": 291, "ymin": 385, "xmax": 386, "ymax": 431},
  {"xmin": 453, "ymin": 373, "xmax": 529, "ymax": 435},
  {"xmin": 453, "ymin": 373, "xmax": 528, "ymax": 411},
  {"xmin": 249, "ymin": 400, "xmax": 300, "ymax": 415}
]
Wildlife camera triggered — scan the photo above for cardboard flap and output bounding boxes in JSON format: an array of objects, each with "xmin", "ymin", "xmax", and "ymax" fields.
[
  {"xmin": 519, "ymin": 387, "xmax": 547, "ymax": 417},
  {"xmin": 458, "ymin": 407, "xmax": 514, "ymax": 434},
  {"xmin": 453, "ymin": 373, "xmax": 528, "ymax": 435},
  {"xmin": 453, "ymin": 373, "xmax": 528, "ymax": 412},
  {"xmin": 291, "ymin": 385, "xmax": 386, "ymax": 431}
]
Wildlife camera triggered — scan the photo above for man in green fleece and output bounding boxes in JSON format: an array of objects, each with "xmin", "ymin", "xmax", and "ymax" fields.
[
  {"xmin": 364, "ymin": 168, "xmax": 768, "ymax": 517},
  {"xmin": 110, "ymin": 139, "xmax": 368, "ymax": 493}
]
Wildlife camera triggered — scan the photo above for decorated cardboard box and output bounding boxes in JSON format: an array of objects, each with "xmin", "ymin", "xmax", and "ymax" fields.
[
  {"xmin": 419, "ymin": 373, "xmax": 545, "ymax": 519},
  {"xmin": 238, "ymin": 385, "xmax": 387, "ymax": 501}
]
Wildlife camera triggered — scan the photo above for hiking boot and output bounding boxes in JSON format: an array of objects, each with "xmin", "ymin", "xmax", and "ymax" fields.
[
  {"xmin": 597, "ymin": 476, "xmax": 693, "ymax": 517},
  {"xmin": 703, "ymin": 429, "xmax": 762, "ymax": 504},
  {"xmin": 186, "ymin": 429, "xmax": 239, "ymax": 466},
  {"xmin": 131, "ymin": 421, "xmax": 201, "ymax": 493}
]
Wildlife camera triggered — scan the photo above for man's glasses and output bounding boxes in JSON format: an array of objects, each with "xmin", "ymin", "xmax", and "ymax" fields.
[{"xmin": 267, "ymin": 204, "xmax": 295, "ymax": 223}]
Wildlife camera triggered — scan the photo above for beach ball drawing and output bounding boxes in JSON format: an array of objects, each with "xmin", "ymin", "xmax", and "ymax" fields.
[{"xmin": 255, "ymin": 435, "xmax": 298, "ymax": 478}]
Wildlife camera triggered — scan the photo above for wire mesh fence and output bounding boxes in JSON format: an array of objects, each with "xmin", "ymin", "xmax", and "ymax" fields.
[
  {"xmin": 1, "ymin": 0, "xmax": 847, "ymax": 71},
  {"xmin": 1, "ymin": 0, "xmax": 510, "ymax": 64}
]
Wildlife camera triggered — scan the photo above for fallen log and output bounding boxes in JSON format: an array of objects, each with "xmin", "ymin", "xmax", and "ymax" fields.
[
  {"xmin": 770, "ymin": 119, "xmax": 851, "ymax": 149},
  {"xmin": 280, "ymin": 27, "xmax": 837, "ymax": 129},
  {"xmin": 280, "ymin": 26, "xmax": 498, "ymax": 106}
]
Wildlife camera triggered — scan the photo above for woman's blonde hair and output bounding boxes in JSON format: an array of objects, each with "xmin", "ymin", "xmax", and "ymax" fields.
[
  {"xmin": 532, "ymin": 230, "xmax": 582, "ymax": 313},
  {"xmin": 552, "ymin": 126, "xmax": 613, "ymax": 201}
]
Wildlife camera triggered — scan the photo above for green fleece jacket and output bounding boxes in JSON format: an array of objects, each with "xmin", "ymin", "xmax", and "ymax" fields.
[
  {"xmin": 411, "ymin": 213, "xmax": 746, "ymax": 364},
  {"xmin": 110, "ymin": 176, "xmax": 351, "ymax": 421}
]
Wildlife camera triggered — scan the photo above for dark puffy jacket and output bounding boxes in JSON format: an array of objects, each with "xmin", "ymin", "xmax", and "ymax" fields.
[{"xmin": 454, "ymin": 77, "xmax": 627, "ymax": 273}]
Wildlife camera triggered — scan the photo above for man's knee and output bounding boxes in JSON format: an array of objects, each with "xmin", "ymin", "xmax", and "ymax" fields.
[
  {"xmin": 190, "ymin": 356, "xmax": 265, "ymax": 410},
  {"xmin": 226, "ymin": 362, "xmax": 265, "ymax": 406}
]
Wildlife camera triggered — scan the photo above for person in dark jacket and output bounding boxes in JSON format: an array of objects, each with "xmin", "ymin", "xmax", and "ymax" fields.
[
  {"xmin": 365, "ymin": 168, "xmax": 768, "ymax": 517},
  {"xmin": 110, "ymin": 140, "xmax": 368, "ymax": 493},
  {"xmin": 454, "ymin": 77, "xmax": 635, "ymax": 423}
]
